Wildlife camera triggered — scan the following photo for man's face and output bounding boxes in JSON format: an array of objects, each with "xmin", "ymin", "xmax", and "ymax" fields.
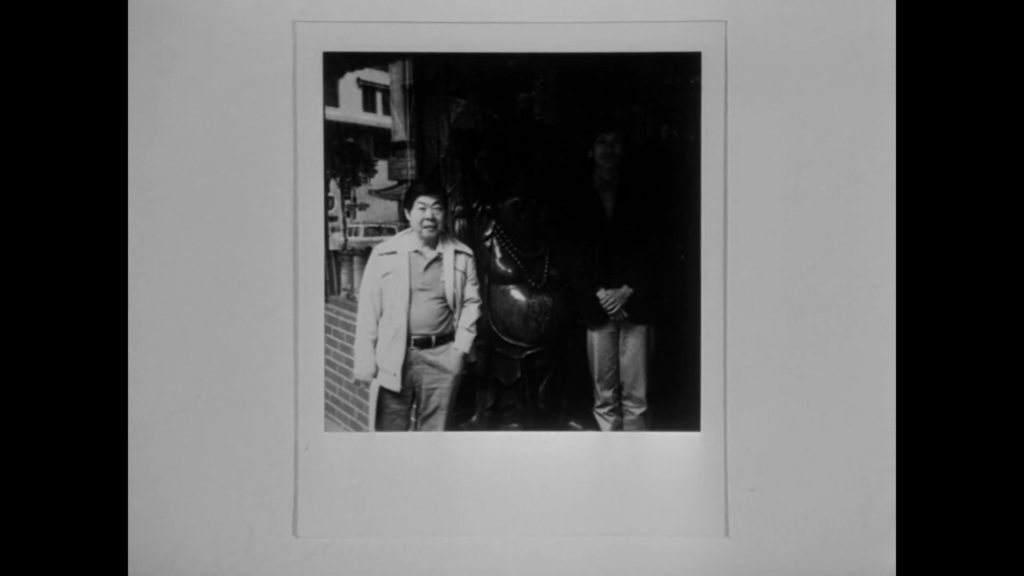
[
  {"xmin": 591, "ymin": 131, "xmax": 624, "ymax": 169},
  {"xmin": 405, "ymin": 194, "xmax": 445, "ymax": 243}
]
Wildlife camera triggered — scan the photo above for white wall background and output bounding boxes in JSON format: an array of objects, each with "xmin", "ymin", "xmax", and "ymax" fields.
[{"xmin": 127, "ymin": 1, "xmax": 896, "ymax": 574}]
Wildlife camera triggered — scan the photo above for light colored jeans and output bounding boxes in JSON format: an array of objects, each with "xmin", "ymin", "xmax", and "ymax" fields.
[
  {"xmin": 586, "ymin": 321, "xmax": 653, "ymax": 431},
  {"xmin": 376, "ymin": 342, "xmax": 463, "ymax": 431}
]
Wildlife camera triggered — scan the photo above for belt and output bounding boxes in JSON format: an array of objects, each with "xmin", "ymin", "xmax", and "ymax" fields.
[{"xmin": 408, "ymin": 332, "xmax": 455, "ymax": 350}]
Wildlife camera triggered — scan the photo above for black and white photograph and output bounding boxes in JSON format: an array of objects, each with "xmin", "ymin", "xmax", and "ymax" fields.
[{"xmin": 322, "ymin": 53, "xmax": 702, "ymax": 432}]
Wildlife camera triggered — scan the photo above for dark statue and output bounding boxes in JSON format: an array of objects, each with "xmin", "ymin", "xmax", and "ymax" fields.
[{"xmin": 458, "ymin": 193, "xmax": 590, "ymax": 431}]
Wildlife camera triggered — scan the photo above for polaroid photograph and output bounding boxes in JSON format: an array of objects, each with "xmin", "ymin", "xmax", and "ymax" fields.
[
  {"xmin": 296, "ymin": 21, "xmax": 727, "ymax": 538},
  {"xmin": 321, "ymin": 52, "xmax": 701, "ymax": 434}
]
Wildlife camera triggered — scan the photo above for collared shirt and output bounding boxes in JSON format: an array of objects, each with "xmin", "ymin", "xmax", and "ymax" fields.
[{"xmin": 408, "ymin": 247, "xmax": 454, "ymax": 336}]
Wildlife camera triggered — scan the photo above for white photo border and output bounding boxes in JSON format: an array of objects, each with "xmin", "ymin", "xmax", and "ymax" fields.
[{"xmin": 295, "ymin": 21, "xmax": 728, "ymax": 538}]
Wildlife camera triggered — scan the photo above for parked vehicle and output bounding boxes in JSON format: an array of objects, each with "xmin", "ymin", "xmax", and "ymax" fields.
[{"xmin": 331, "ymin": 221, "xmax": 406, "ymax": 252}]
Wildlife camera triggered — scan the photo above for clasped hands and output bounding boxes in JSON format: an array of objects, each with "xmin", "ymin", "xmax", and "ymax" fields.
[{"xmin": 597, "ymin": 285, "xmax": 633, "ymax": 322}]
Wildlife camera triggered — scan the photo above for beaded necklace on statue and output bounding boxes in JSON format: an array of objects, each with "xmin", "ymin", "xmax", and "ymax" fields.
[{"xmin": 493, "ymin": 222, "xmax": 550, "ymax": 290}]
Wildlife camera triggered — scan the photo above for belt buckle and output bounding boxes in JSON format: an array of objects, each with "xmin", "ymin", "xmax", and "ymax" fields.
[{"xmin": 411, "ymin": 333, "xmax": 449, "ymax": 349}]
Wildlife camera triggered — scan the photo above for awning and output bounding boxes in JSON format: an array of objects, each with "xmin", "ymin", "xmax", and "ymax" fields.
[{"xmin": 368, "ymin": 182, "xmax": 408, "ymax": 202}]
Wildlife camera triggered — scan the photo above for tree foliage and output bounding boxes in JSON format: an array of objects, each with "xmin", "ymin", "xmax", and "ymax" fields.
[{"xmin": 326, "ymin": 134, "xmax": 377, "ymax": 197}]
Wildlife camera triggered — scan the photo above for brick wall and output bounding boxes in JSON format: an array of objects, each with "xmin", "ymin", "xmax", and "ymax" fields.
[{"xmin": 325, "ymin": 297, "xmax": 372, "ymax": 431}]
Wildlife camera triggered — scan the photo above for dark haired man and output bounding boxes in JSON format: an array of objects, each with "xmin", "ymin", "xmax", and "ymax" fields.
[
  {"xmin": 573, "ymin": 125, "xmax": 659, "ymax": 431},
  {"xmin": 354, "ymin": 181, "xmax": 481, "ymax": 431}
]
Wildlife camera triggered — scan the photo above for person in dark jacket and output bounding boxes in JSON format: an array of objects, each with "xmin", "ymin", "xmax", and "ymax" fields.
[{"xmin": 571, "ymin": 124, "xmax": 659, "ymax": 431}]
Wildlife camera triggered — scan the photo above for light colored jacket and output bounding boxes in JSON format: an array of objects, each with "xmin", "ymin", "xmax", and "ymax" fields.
[{"xmin": 354, "ymin": 229, "xmax": 481, "ymax": 397}]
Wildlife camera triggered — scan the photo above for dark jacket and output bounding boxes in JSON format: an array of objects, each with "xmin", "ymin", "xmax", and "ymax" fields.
[{"xmin": 568, "ymin": 167, "xmax": 661, "ymax": 328}]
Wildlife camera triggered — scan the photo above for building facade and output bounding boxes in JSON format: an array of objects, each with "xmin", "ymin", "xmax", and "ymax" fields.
[{"xmin": 325, "ymin": 67, "xmax": 402, "ymax": 253}]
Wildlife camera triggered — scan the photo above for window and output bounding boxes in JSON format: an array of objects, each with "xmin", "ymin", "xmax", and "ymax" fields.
[
  {"xmin": 347, "ymin": 227, "xmax": 361, "ymax": 238},
  {"xmin": 358, "ymin": 78, "xmax": 391, "ymax": 116},
  {"xmin": 361, "ymin": 86, "xmax": 377, "ymax": 114}
]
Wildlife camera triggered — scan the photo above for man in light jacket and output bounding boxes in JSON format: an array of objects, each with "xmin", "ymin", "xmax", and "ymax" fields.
[{"xmin": 353, "ymin": 181, "xmax": 481, "ymax": 431}]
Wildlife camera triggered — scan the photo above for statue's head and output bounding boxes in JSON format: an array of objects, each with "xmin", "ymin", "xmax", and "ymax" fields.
[{"xmin": 494, "ymin": 172, "xmax": 551, "ymax": 243}]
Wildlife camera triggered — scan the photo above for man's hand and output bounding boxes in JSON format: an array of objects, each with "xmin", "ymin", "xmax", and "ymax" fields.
[
  {"xmin": 449, "ymin": 347, "xmax": 468, "ymax": 375},
  {"xmin": 597, "ymin": 286, "xmax": 633, "ymax": 316}
]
